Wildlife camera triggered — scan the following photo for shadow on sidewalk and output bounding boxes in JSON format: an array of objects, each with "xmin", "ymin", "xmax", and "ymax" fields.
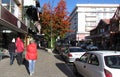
[
  {"xmin": 56, "ymin": 63, "xmax": 76, "ymax": 77},
  {"xmin": 54, "ymin": 54, "xmax": 65, "ymax": 62}
]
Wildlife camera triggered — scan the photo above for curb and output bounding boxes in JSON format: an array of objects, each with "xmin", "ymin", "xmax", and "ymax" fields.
[{"xmin": 47, "ymin": 48, "xmax": 53, "ymax": 53}]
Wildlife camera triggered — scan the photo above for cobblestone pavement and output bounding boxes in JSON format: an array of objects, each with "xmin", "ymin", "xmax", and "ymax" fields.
[{"xmin": 0, "ymin": 49, "xmax": 76, "ymax": 77}]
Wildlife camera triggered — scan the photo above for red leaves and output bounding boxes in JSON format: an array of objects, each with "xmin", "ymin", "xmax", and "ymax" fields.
[{"xmin": 40, "ymin": 0, "xmax": 70, "ymax": 38}]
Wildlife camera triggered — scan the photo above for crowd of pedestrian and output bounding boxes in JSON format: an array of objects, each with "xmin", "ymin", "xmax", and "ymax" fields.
[{"xmin": 8, "ymin": 37, "xmax": 38, "ymax": 76}]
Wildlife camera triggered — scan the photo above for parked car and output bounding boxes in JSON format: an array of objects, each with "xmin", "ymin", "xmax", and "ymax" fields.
[
  {"xmin": 74, "ymin": 50, "xmax": 120, "ymax": 77},
  {"xmin": 80, "ymin": 43, "xmax": 87, "ymax": 49},
  {"xmin": 54, "ymin": 41, "xmax": 61, "ymax": 53},
  {"xmin": 54, "ymin": 41, "xmax": 70, "ymax": 54},
  {"xmin": 59, "ymin": 43, "xmax": 70, "ymax": 55},
  {"xmin": 62, "ymin": 47, "xmax": 86, "ymax": 63},
  {"xmin": 86, "ymin": 44, "xmax": 98, "ymax": 50}
]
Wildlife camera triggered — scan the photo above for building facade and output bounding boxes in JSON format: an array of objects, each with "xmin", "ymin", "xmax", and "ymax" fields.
[
  {"xmin": 0, "ymin": 0, "xmax": 27, "ymax": 49},
  {"xmin": 109, "ymin": 6, "xmax": 120, "ymax": 50},
  {"xmin": 67, "ymin": 4, "xmax": 119, "ymax": 42},
  {"xmin": 24, "ymin": 0, "xmax": 43, "ymax": 48},
  {"xmin": 87, "ymin": 19, "xmax": 110, "ymax": 50},
  {"xmin": 85, "ymin": 6, "xmax": 120, "ymax": 50}
]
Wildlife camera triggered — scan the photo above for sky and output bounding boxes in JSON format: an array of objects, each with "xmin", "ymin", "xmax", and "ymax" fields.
[{"xmin": 39, "ymin": 0, "xmax": 120, "ymax": 13}]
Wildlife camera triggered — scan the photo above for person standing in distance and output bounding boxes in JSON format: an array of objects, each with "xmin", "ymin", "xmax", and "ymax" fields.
[
  {"xmin": 15, "ymin": 37, "xmax": 24, "ymax": 65},
  {"xmin": 8, "ymin": 38, "xmax": 16, "ymax": 65},
  {"xmin": 26, "ymin": 40, "xmax": 38, "ymax": 76}
]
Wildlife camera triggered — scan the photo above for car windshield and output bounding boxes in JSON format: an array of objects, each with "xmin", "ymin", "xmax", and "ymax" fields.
[
  {"xmin": 104, "ymin": 55, "xmax": 120, "ymax": 69},
  {"xmin": 70, "ymin": 48, "xmax": 85, "ymax": 52}
]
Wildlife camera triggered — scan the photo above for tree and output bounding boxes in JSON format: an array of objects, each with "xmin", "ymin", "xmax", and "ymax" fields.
[
  {"xmin": 40, "ymin": 4, "xmax": 51, "ymax": 36},
  {"xmin": 40, "ymin": 0, "xmax": 70, "ymax": 48},
  {"xmin": 53, "ymin": 0, "xmax": 70, "ymax": 38}
]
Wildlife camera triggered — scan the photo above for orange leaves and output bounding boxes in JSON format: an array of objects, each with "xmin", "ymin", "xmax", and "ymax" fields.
[{"xmin": 40, "ymin": 0, "xmax": 70, "ymax": 39}]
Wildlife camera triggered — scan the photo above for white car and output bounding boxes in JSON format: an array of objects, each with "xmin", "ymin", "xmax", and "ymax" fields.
[
  {"xmin": 74, "ymin": 50, "xmax": 120, "ymax": 77},
  {"xmin": 62, "ymin": 47, "xmax": 86, "ymax": 63}
]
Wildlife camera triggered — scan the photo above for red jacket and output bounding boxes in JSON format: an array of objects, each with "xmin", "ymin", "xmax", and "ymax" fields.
[
  {"xmin": 26, "ymin": 43, "xmax": 37, "ymax": 60},
  {"xmin": 16, "ymin": 37, "xmax": 24, "ymax": 52}
]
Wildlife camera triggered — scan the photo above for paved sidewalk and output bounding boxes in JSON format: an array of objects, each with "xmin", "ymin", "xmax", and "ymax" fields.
[{"xmin": 0, "ymin": 49, "xmax": 75, "ymax": 77}]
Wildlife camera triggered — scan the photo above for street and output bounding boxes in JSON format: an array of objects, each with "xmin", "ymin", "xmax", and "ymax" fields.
[{"xmin": 0, "ymin": 49, "xmax": 81, "ymax": 77}]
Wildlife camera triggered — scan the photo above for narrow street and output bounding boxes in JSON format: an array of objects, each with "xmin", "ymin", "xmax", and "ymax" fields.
[{"xmin": 0, "ymin": 49, "xmax": 76, "ymax": 77}]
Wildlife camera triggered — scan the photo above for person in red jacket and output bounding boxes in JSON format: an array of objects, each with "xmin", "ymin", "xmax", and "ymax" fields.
[
  {"xmin": 26, "ymin": 40, "xmax": 37, "ymax": 76},
  {"xmin": 15, "ymin": 37, "xmax": 24, "ymax": 65}
]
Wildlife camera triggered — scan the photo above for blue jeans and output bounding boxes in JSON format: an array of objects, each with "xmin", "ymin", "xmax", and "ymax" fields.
[
  {"xmin": 9, "ymin": 52, "xmax": 15, "ymax": 65},
  {"xmin": 28, "ymin": 60, "xmax": 36, "ymax": 73}
]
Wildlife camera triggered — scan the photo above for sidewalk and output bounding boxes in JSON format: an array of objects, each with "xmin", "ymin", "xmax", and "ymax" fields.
[{"xmin": 0, "ymin": 49, "xmax": 75, "ymax": 77}]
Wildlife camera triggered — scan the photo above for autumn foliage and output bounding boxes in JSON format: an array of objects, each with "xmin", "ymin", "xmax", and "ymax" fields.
[{"xmin": 40, "ymin": 0, "xmax": 70, "ymax": 39}]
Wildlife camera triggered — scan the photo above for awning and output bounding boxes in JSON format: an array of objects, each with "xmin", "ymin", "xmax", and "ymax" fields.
[
  {"xmin": 86, "ymin": 34, "xmax": 102, "ymax": 39},
  {"xmin": 0, "ymin": 5, "xmax": 27, "ymax": 34},
  {"xmin": 86, "ymin": 32, "xmax": 110, "ymax": 39}
]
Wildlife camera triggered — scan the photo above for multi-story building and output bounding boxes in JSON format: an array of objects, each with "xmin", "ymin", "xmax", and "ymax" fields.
[
  {"xmin": 0, "ymin": 0, "xmax": 27, "ymax": 49},
  {"xmin": 109, "ymin": 6, "xmax": 120, "ymax": 50},
  {"xmin": 24, "ymin": 0, "xmax": 43, "ymax": 47},
  {"xmin": 88, "ymin": 19, "xmax": 110, "ymax": 49},
  {"xmin": 2, "ymin": 0, "xmax": 23, "ymax": 20},
  {"xmin": 24, "ymin": 0, "xmax": 41, "ymax": 34},
  {"xmin": 67, "ymin": 4, "xmax": 119, "ymax": 42},
  {"xmin": 0, "ymin": 0, "xmax": 41, "ymax": 49},
  {"xmin": 85, "ymin": 6, "xmax": 120, "ymax": 50}
]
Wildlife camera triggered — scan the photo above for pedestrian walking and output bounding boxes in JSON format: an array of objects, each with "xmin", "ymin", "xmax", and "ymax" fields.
[
  {"xmin": 15, "ymin": 37, "xmax": 24, "ymax": 65},
  {"xmin": 8, "ymin": 38, "xmax": 16, "ymax": 65},
  {"xmin": 25, "ymin": 40, "xmax": 38, "ymax": 76}
]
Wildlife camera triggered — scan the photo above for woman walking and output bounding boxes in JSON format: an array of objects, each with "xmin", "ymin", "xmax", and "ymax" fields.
[
  {"xmin": 26, "ymin": 40, "xmax": 38, "ymax": 76},
  {"xmin": 15, "ymin": 37, "xmax": 24, "ymax": 65}
]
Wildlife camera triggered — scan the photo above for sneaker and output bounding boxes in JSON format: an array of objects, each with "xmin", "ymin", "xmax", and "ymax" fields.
[{"xmin": 30, "ymin": 73, "xmax": 32, "ymax": 76}]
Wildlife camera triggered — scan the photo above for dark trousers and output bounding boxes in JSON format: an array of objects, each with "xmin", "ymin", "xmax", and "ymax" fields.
[
  {"xmin": 16, "ymin": 52, "xmax": 23, "ymax": 65},
  {"xmin": 9, "ymin": 52, "xmax": 15, "ymax": 65}
]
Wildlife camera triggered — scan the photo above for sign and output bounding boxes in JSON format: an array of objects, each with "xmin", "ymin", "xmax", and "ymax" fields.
[{"xmin": 17, "ymin": 20, "xmax": 21, "ymax": 28}]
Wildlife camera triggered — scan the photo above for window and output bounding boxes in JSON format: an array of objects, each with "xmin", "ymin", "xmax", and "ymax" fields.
[
  {"xmin": 80, "ymin": 53, "xmax": 90, "ymax": 63},
  {"xmin": 70, "ymin": 48, "xmax": 85, "ymax": 52},
  {"xmin": 105, "ymin": 55, "xmax": 120, "ymax": 69},
  {"xmin": 88, "ymin": 54, "xmax": 99, "ymax": 65},
  {"xmin": 100, "ymin": 28, "xmax": 104, "ymax": 33}
]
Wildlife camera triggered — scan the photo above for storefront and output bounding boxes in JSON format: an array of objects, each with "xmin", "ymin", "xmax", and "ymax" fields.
[{"xmin": 0, "ymin": 5, "xmax": 27, "ymax": 49}]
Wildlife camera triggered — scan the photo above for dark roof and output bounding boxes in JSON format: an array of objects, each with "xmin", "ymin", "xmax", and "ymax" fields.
[{"xmin": 102, "ymin": 19, "xmax": 110, "ymax": 24}]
